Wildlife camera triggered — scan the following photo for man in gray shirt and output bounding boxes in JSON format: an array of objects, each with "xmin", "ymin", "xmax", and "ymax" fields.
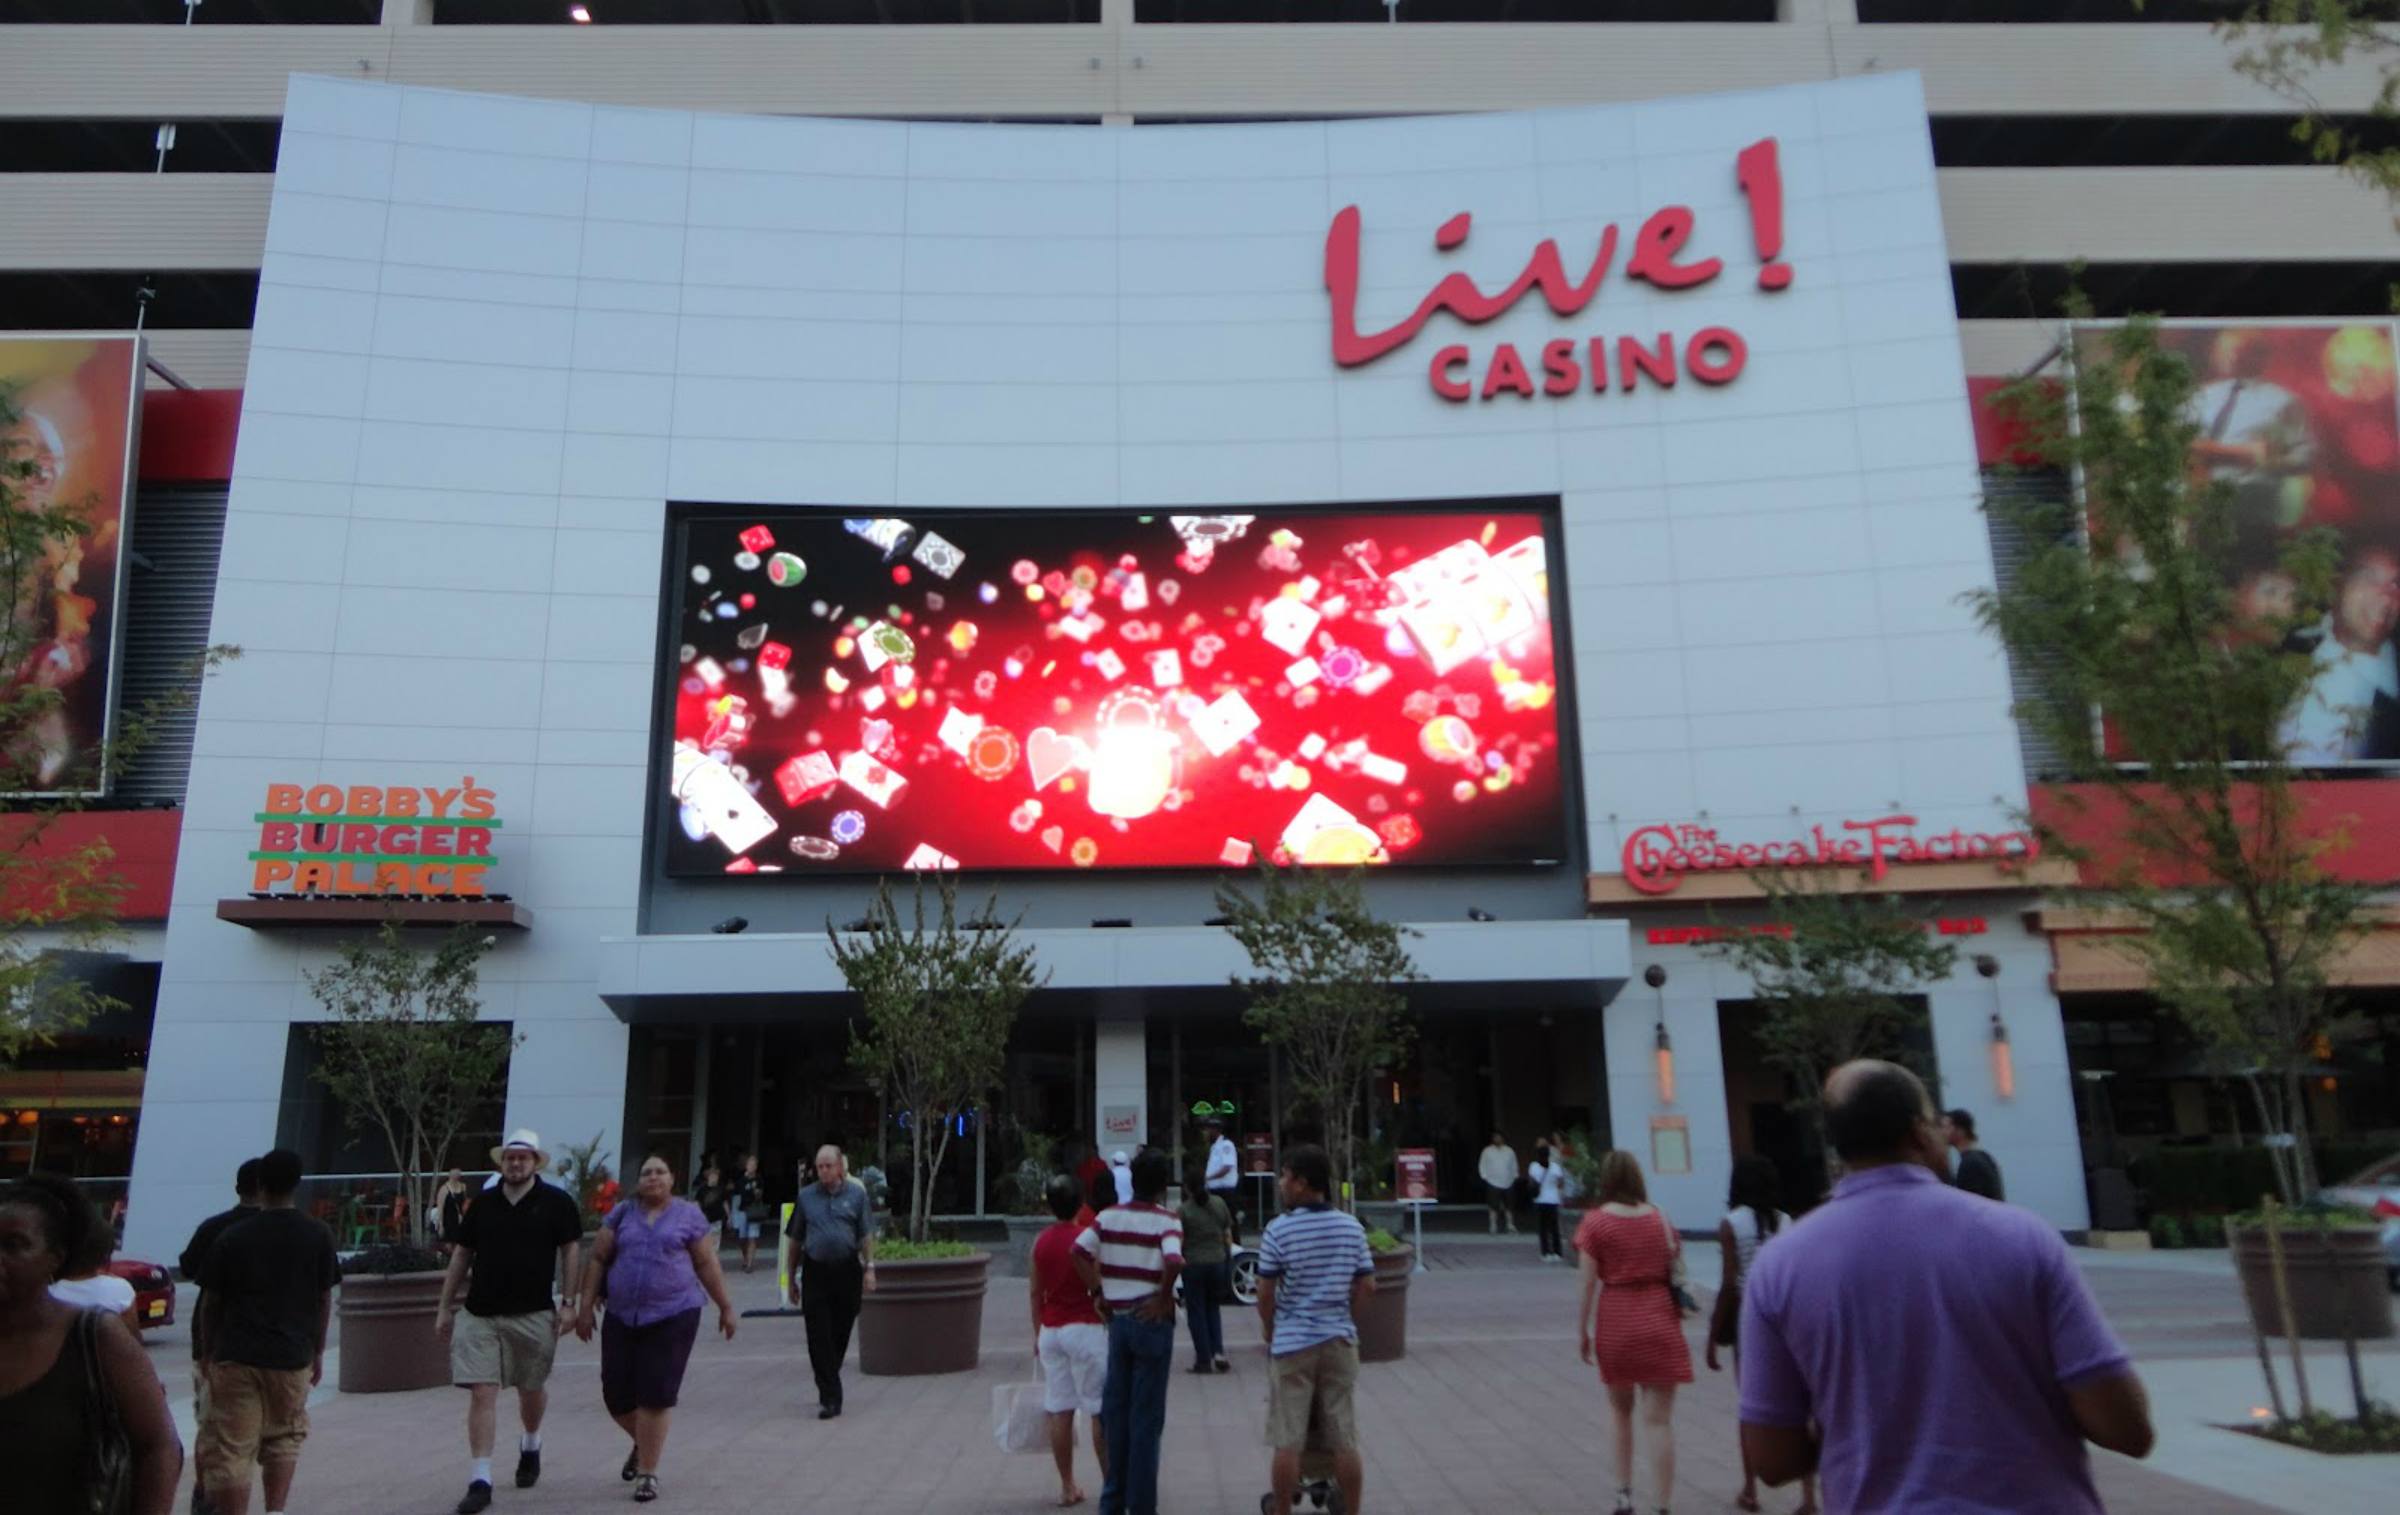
[{"xmin": 783, "ymin": 1144, "xmax": 876, "ymax": 1419}]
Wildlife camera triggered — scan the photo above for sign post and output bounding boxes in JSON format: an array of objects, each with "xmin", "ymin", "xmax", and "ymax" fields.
[
  {"xmin": 1243, "ymin": 1132, "xmax": 1274, "ymax": 1224},
  {"xmin": 1395, "ymin": 1148, "xmax": 1436, "ymax": 1274}
]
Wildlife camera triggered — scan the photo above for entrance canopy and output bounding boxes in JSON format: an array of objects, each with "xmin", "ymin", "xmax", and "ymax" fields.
[{"xmin": 597, "ymin": 918, "xmax": 1630, "ymax": 1025}]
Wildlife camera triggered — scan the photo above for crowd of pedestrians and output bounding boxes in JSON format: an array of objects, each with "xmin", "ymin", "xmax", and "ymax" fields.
[{"xmin": 0, "ymin": 1065, "xmax": 2163, "ymax": 1515}]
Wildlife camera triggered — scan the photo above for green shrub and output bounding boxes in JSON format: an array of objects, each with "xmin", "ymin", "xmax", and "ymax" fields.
[
  {"xmin": 2149, "ymin": 1215, "xmax": 2184, "ymax": 1250},
  {"xmin": 875, "ymin": 1237, "xmax": 979, "ymax": 1261},
  {"xmin": 2187, "ymin": 1213, "xmax": 2227, "ymax": 1248},
  {"xmin": 1365, "ymin": 1228, "xmax": 1405, "ymax": 1254},
  {"xmin": 2228, "ymin": 1202, "xmax": 2379, "ymax": 1232}
]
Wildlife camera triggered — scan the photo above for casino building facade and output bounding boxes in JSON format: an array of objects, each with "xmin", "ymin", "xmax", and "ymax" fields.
[{"xmin": 2, "ymin": 5, "xmax": 2394, "ymax": 1257}]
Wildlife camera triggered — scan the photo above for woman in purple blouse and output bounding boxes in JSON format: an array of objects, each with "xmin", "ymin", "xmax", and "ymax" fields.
[{"xmin": 573, "ymin": 1155, "xmax": 737, "ymax": 1504}]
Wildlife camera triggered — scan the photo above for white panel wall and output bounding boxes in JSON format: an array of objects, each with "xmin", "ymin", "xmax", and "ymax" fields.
[
  {"xmin": 1613, "ymin": 907, "xmax": 2088, "ymax": 1233},
  {"xmin": 127, "ymin": 70, "xmax": 2036, "ymax": 1255}
]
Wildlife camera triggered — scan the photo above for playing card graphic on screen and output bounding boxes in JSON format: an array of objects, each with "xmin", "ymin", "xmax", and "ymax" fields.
[{"xmin": 658, "ymin": 505, "xmax": 1569, "ymax": 874}]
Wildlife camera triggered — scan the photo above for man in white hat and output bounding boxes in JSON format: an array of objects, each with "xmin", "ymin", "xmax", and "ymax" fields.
[
  {"xmin": 1110, "ymin": 1150, "xmax": 1134, "ymax": 1206},
  {"xmin": 436, "ymin": 1130, "xmax": 584, "ymax": 1514}
]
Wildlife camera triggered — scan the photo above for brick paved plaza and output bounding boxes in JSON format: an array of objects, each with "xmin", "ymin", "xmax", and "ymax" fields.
[{"xmin": 149, "ymin": 1241, "xmax": 2396, "ymax": 1515}]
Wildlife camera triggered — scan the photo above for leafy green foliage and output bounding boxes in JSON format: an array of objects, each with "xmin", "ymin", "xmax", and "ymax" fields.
[
  {"xmin": 1699, "ymin": 879, "xmax": 1958, "ymax": 1179},
  {"xmin": 305, "ymin": 921, "xmax": 515, "ymax": 1246},
  {"xmin": 1, "ymin": 381, "xmax": 235, "ymax": 1066},
  {"xmin": 1968, "ymin": 314, "xmax": 2374, "ymax": 1203},
  {"xmin": 874, "ymin": 1236, "xmax": 978, "ymax": 1261},
  {"xmin": 554, "ymin": 1132, "xmax": 616, "ymax": 1231},
  {"xmin": 1363, "ymin": 1227, "xmax": 1405, "ymax": 1254},
  {"xmin": 829, "ymin": 878, "xmax": 1044, "ymax": 1243},
  {"xmin": 1214, "ymin": 863, "xmax": 1420, "ymax": 1211},
  {"xmin": 2218, "ymin": 2, "xmax": 2400, "ymax": 222},
  {"xmin": 2241, "ymin": 1405, "xmax": 2400, "ymax": 1455}
]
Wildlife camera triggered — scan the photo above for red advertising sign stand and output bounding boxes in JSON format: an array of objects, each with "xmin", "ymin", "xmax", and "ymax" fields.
[
  {"xmin": 1244, "ymin": 1133, "xmax": 1275, "ymax": 1223},
  {"xmin": 1395, "ymin": 1149, "xmax": 1436, "ymax": 1274}
]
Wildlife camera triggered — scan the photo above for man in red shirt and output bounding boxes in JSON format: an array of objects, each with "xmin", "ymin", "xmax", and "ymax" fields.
[{"xmin": 1030, "ymin": 1175, "xmax": 1107, "ymax": 1507}]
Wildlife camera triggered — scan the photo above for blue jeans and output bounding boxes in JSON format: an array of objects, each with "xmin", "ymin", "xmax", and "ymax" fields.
[
  {"xmin": 1183, "ymin": 1260, "xmax": 1227, "ymax": 1364},
  {"xmin": 1099, "ymin": 1311, "xmax": 1174, "ymax": 1515}
]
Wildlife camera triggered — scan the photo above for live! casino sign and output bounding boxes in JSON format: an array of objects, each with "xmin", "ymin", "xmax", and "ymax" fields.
[
  {"xmin": 1620, "ymin": 814, "xmax": 2041, "ymax": 897},
  {"xmin": 1327, "ymin": 138, "xmax": 1792, "ymax": 403}
]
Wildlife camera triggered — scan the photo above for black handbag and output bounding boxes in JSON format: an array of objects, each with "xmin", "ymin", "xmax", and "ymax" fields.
[{"xmin": 75, "ymin": 1308, "xmax": 133, "ymax": 1515}]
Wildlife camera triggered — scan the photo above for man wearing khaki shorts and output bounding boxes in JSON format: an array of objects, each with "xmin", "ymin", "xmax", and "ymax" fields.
[
  {"xmin": 437, "ymin": 1130, "xmax": 585, "ymax": 1515},
  {"xmin": 1254, "ymin": 1144, "xmax": 1376, "ymax": 1515},
  {"xmin": 195, "ymin": 1148, "xmax": 338, "ymax": 1515}
]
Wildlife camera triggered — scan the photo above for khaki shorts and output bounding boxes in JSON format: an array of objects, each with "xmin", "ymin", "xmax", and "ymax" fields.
[
  {"xmin": 450, "ymin": 1309, "xmax": 560, "ymax": 1391},
  {"xmin": 1265, "ymin": 1337, "xmax": 1360, "ymax": 1452},
  {"xmin": 197, "ymin": 1362, "xmax": 312, "ymax": 1489}
]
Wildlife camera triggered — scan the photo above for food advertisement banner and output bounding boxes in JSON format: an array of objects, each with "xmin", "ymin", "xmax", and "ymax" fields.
[
  {"xmin": 2, "ymin": 334, "xmax": 142, "ymax": 797},
  {"xmin": 2074, "ymin": 320, "xmax": 2400, "ymax": 767}
]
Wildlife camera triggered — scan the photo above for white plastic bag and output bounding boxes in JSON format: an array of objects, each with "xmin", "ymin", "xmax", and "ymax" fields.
[{"xmin": 992, "ymin": 1375, "xmax": 1049, "ymax": 1454}]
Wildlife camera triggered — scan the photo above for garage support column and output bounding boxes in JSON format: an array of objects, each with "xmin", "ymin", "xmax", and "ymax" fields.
[
  {"xmin": 1094, "ymin": 1017, "xmax": 1147, "ymax": 1165},
  {"xmin": 381, "ymin": 0, "xmax": 434, "ymax": 24}
]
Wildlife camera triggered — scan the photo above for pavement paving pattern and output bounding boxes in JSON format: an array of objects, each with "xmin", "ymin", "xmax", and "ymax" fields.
[{"xmin": 155, "ymin": 1250, "xmax": 2312, "ymax": 1515}]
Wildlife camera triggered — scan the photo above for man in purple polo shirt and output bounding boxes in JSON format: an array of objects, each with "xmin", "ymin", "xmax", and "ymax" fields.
[{"xmin": 1738, "ymin": 1061, "xmax": 2155, "ymax": 1513}]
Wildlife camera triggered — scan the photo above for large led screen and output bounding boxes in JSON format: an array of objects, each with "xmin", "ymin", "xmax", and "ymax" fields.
[{"xmin": 659, "ymin": 505, "xmax": 1567, "ymax": 874}]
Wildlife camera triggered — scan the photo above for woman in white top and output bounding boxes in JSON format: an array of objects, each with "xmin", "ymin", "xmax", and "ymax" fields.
[
  {"xmin": 1528, "ymin": 1142, "xmax": 1567, "ymax": 1261},
  {"xmin": 1704, "ymin": 1156, "xmax": 1815, "ymax": 1515},
  {"xmin": 46, "ymin": 1196, "xmax": 140, "ymax": 1332}
]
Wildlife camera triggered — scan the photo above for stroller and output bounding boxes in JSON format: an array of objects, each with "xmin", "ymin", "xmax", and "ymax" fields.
[{"xmin": 1260, "ymin": 1396, "xmax": 1346, "ymax": 1514}]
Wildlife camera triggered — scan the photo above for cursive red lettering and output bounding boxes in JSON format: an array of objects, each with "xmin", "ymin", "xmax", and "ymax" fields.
[
  {"xmin": 1327, "ymin": 205, "xmax": 1625, "ymax": 368},
  {"xmin": 1625, "ymin": 206, "xmax": 1723, "ymax": 291},
  {"xmin": 1429, "ymin": 345, "xmax": 1472, "ymax": 401}
]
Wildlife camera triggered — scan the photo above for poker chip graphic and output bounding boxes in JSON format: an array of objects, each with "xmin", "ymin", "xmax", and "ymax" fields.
[{"xmin": 664, "ymin": 509, "xmax": 1562, "ymax": 873}]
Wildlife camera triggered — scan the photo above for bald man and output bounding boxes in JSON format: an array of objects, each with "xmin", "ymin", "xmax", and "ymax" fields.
[
  {"xmin": 1737, "ymin": 1061, "xmax": 2152, "ymax": 1512},
  {"xmin": 784, "ymin": 1145, "xmax": 875, "ymax": 1419}
]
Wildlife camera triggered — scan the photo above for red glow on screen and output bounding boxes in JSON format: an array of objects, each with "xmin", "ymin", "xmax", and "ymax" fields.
[{"xmin": 662, "ymin": 507, "xmax": 1565, "ymax": 874}]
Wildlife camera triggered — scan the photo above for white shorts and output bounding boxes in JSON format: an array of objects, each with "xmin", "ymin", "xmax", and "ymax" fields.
[{"xmin": 1037, "ymin": 1322, "xmax": 1107, "ymax": 1416}]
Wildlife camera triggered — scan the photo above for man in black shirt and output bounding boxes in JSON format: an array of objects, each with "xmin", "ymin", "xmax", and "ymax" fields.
[
  {"xmin": 436, "ymin": 1130, "xmax": 584, "ymax": 1514},
  {"xmin": 195, "ymin": 1148, "xmax": 338, "ymax": 1515},
  {"xmin": 178, "ymin": 1155, "xmax": 261, "ymax": 1515},
  {"xmin": 1942, "ymin": 1108, "xmax": 2006, "ymax": 1201}
]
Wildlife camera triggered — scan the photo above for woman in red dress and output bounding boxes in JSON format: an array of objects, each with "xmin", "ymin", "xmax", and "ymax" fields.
[{"xmin": 1576, "ymin": 1150, "xmax": 1693, "ymax": 1515}]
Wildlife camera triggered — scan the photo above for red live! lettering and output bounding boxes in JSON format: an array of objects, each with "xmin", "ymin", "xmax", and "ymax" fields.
[{"xmin": 1327, "ymin": 137, "xmax": 1792, "ymax": 403}]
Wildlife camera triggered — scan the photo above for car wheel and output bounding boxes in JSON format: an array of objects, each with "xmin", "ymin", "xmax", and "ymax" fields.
[{"xmin": 1232, "ymin": 1252, "xmax": 1259, "ymax": 1307}]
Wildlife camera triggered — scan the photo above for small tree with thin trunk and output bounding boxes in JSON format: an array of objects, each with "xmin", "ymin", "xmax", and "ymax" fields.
[
  {"xmin": 1215, "ymin": 863, "xmax": 1420, "ymax": 1211},
  {"xmin": 2, "ymin": 381, "xmax": 235, "ymax": 1066},
  {"xmin": 2216, "ymin": 2, "xmax": 2400, "ymax": 210},
  {"xmin": 1969, "ymin": 312, "xmax": 2373, "ymax": 1205},
  {"xmin": 1699, "ymin": 877, "xmax": 1958, "ymax": 1187},
  {"xmin": 306, "ymin": 920, "xmax": 515, "ymax": 1246},
  {"xmin": 830, "ymin": 877, "xmax": 1043, "ymax": 1244}
]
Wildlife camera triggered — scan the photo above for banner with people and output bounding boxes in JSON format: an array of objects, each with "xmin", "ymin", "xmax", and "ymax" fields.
[
  {"xmin": 2072, "ymin": 320, "xmax": 2400, "ymax": 768},
  {"xmin": 2, "ymin": 334, "xmax": 144, "ymax": 797}
]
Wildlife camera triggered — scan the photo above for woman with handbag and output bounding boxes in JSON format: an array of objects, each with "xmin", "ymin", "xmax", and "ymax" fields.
[
  {"xmin": 1704, "ymin": 1156, "xmax": 1814, "ymax": 1515},
  {"xmin": 725, "ymin": 1153, "xmax": 767, "ymax": 1274},
  {"xmin": 0, "ymin": 1171, "xmax": 184, "ymax": 1515},
  {"xmin": 1574, "ymin": 1150, "xmax": 1693, "ymax": 1515}
]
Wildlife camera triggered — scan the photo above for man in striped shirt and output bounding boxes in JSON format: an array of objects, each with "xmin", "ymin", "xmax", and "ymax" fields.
[
  {"xmin": 1256, "ymin": 1144, "xmax": 1376, "ymax": 1515},
  {"xmin": 1072, "ymin": 1148, "xmax": 1183, "ymax": 1515}
]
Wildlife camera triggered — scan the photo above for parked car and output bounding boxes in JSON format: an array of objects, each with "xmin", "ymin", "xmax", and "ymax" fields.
[
  {"xmin": 2320, "ymin": 1152, "xmax": 2400, "ymax": 1290},
  {"xmin": 105, "ymin": 1256, "xmax": 177, "ymax": 1330}
]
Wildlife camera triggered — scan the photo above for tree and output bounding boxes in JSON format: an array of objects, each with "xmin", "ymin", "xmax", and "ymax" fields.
[
  {"xmin": 829, "ymin": 878, "xmax": 1043, "ymax": 1244},
  {"xmin": 1215, "ymin": 863, "xmax": 1420, "ymax": 1210},
  {"xmin": 1969, "ymin": 313, "xmax": 2374, "ymax": 1204},
  {"xmin": 1697, "ymin": 878, "xmax": 1959, "ymax": 1185},
  {"xmin": 2216, "ymin": 2, "xmax": 2400, "ymax": 207},
  {"xmin": 2, "ymin": 380, "xmax": 235, "ymax": 1066},
  {"xmin": 306, "ymin": 921, "xmax": 516, "ymax": 1246}
]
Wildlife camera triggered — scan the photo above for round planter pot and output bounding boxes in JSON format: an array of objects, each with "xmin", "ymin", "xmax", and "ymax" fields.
[
  {"xmin": 2231, "ymin": 1225, "xmax": 2395, "ymax": 1341},
  {"xmin": 336, "ymin": 1269, "xmax": 451, "ymax": 1393},
  {"xmin": 1355, "ymin": 1245, "xmax": 1414, "ymax": 1364},
  {"xmin": 859, "ymin": 1252, "xmax": 991, "ymax": 1376}
]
